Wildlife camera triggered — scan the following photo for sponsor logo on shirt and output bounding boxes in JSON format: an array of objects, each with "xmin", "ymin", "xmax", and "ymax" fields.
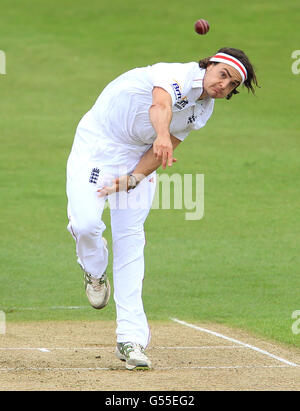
[
  {"xmin": 175, "ymin": 97, "xmax": 189, "ymax": 110},
  {"xmin": 171, "ymin": 81, "xmax": 182, "ymax": 100}
]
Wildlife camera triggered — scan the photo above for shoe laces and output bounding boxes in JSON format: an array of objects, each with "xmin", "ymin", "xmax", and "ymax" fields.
[
  {"xmin": 86, "ymin": 273, "xmax": 106, "ymax": 292},
  {"xmin": 122, "ymin": 342, "xmax": 147, "ymax": 359}
]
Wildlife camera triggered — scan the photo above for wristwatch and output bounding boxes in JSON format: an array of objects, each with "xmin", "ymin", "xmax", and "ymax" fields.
[{"xmin": 127, "ymin": 174, "xmax": 139, "ymax": 191}]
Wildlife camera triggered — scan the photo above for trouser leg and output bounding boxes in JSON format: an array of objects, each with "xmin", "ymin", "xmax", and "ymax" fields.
[
  {"xmin": 66, "ymin": 165, "xmax": 108, "ymax": 278},
  {"xmin": 109, "ymin": 173, "xmax": 156, "ymax": 348}
]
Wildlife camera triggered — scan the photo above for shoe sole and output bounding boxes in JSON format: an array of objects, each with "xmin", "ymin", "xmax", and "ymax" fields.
[
  {"xmin": 126, "ymin": 364, "xmax": 151, "ymax": 371},
  {"xmin": 116, "ymin": 350, "xmax": 151, "ymax": 370}
]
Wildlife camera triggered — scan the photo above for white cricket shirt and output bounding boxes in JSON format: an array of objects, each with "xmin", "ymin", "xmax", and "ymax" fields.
[{"xmin": 71, "ymin": 62, "xmax": 215, "ymax": 171}]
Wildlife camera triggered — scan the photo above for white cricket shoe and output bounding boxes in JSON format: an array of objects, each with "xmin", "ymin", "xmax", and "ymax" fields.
[
  {"xmin": 84, "ymin": 237, "xmax": 110, "ymax": 309},
  {"xmin": 115, "ymin": 342, "xmax": 152, "ymax": 370},
  {"xmin": 84, "ymin": 271, "xmax": 110, "ymax": 309}
]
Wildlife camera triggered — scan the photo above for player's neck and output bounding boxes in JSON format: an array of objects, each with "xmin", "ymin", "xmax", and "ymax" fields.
[{"xmin": 198, "ymin": 90, "xmax": 208, "ymax": 100}]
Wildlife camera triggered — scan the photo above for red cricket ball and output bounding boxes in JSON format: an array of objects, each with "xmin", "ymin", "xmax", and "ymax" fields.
[{"xmin": 194, "ymin": 19, "xmax": 210, "ymax": 35}]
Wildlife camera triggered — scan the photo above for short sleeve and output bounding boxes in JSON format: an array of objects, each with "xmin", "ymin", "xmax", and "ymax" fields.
[
  {"xmin": 171, "ymin": 130, "xmax": 190, "ymax": 141},
  {"xmin": 149, "ymin": 62, "xmax": 194, "ymax": 106}
]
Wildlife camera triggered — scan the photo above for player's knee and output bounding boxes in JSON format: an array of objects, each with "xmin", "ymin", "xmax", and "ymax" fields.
[
  {"xmin": 113, "ymin": 225, "xmax": 145, "ymax": 244},
  {"xmin": 71, "ymin": 218, "xmax": 104, "ymax": 239}
]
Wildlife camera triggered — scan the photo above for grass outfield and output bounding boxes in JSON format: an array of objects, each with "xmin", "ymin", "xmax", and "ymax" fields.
[{"xmin": 0, "ymin": 0, "xmax": 299, "ymax": 348}]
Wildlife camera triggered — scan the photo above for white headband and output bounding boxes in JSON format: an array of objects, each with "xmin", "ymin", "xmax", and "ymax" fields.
[{"xmin": 209, "ymin": 52, "xmax": 247, "ymax": 84}]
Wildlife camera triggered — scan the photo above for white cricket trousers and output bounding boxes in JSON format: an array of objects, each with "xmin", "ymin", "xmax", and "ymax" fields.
[{"xmin": 66, "ymin": 155, "xmax": 156, "ymax": 348}]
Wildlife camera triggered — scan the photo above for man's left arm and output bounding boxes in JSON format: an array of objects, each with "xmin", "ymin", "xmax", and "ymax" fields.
[{"xmin": 97, "ymin": 135, "xmax": 181, "ymax": 196}]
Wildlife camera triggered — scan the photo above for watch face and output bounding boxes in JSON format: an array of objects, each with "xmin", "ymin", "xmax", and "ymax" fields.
[
  {"xmin": 128, "ymin": 175, "xmax": 137, "ymax": 190},
  {"xmin": 128, "ymin": 176, "xmax": 133, "ymax": 189}
]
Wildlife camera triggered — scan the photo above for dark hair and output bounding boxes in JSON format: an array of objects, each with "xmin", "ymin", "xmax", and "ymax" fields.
[{"xmin": 199, "ymin": 47, "xmax": 259, "ymax": 100}]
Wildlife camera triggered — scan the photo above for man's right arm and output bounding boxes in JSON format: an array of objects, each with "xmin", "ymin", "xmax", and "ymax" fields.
[{"xmin": 149, "ymin": 86, "xmax": 174, "ymax": 169}]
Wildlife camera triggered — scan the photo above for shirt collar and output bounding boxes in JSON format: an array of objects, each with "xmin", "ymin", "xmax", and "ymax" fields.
[{"xmin": 192, "ymin": 66, "xmax": 206, "ymax": 89}]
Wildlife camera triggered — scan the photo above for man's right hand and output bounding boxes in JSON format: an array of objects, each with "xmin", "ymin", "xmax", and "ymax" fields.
[{"xmin": 153, "ymin": 134, "xmax": 174, "ymax": 169}]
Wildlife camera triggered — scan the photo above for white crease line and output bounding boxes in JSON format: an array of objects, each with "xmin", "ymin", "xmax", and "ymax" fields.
[
  {"xmin": 0, "ymin": 365, "xmax": 292, "ymax": 372},
  {"xmin": 1, "ymin": 306, "xmax": 90, "ymax": 311},
  {"xmin": 171, "ymin": 318, "xmax": 299, "ymax": 368},
  {"xmin": 159, "ymin": 365, "xmax": 291, "ymax": 370},
  {"xmin": 0, "ymin": 348, "xmax": 52, "ymax": 352},
  {"xmin": 0, "ymin": 346, "xmax": 243, "ymax": 351},
  {"xmin": 0, "ymin": 347, "xmax": 108, "ymax": 351},
  {"xmin": 0, "ymin": 367, "xmax": 110, "ymax": 371},
  {"xmin": 152, "ymin": 346, "xmax": 243, "ymax": 349}
]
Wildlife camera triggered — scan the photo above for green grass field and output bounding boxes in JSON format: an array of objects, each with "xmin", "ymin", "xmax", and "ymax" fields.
[{"xmin": 0, "ymin": 0, "xmax": 300, "ymax": 348}]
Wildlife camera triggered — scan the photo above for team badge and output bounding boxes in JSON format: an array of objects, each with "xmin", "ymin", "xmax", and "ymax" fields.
[{"xmin": 89, "ymin": 167, "xmax": 100, "ymax": 184}]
